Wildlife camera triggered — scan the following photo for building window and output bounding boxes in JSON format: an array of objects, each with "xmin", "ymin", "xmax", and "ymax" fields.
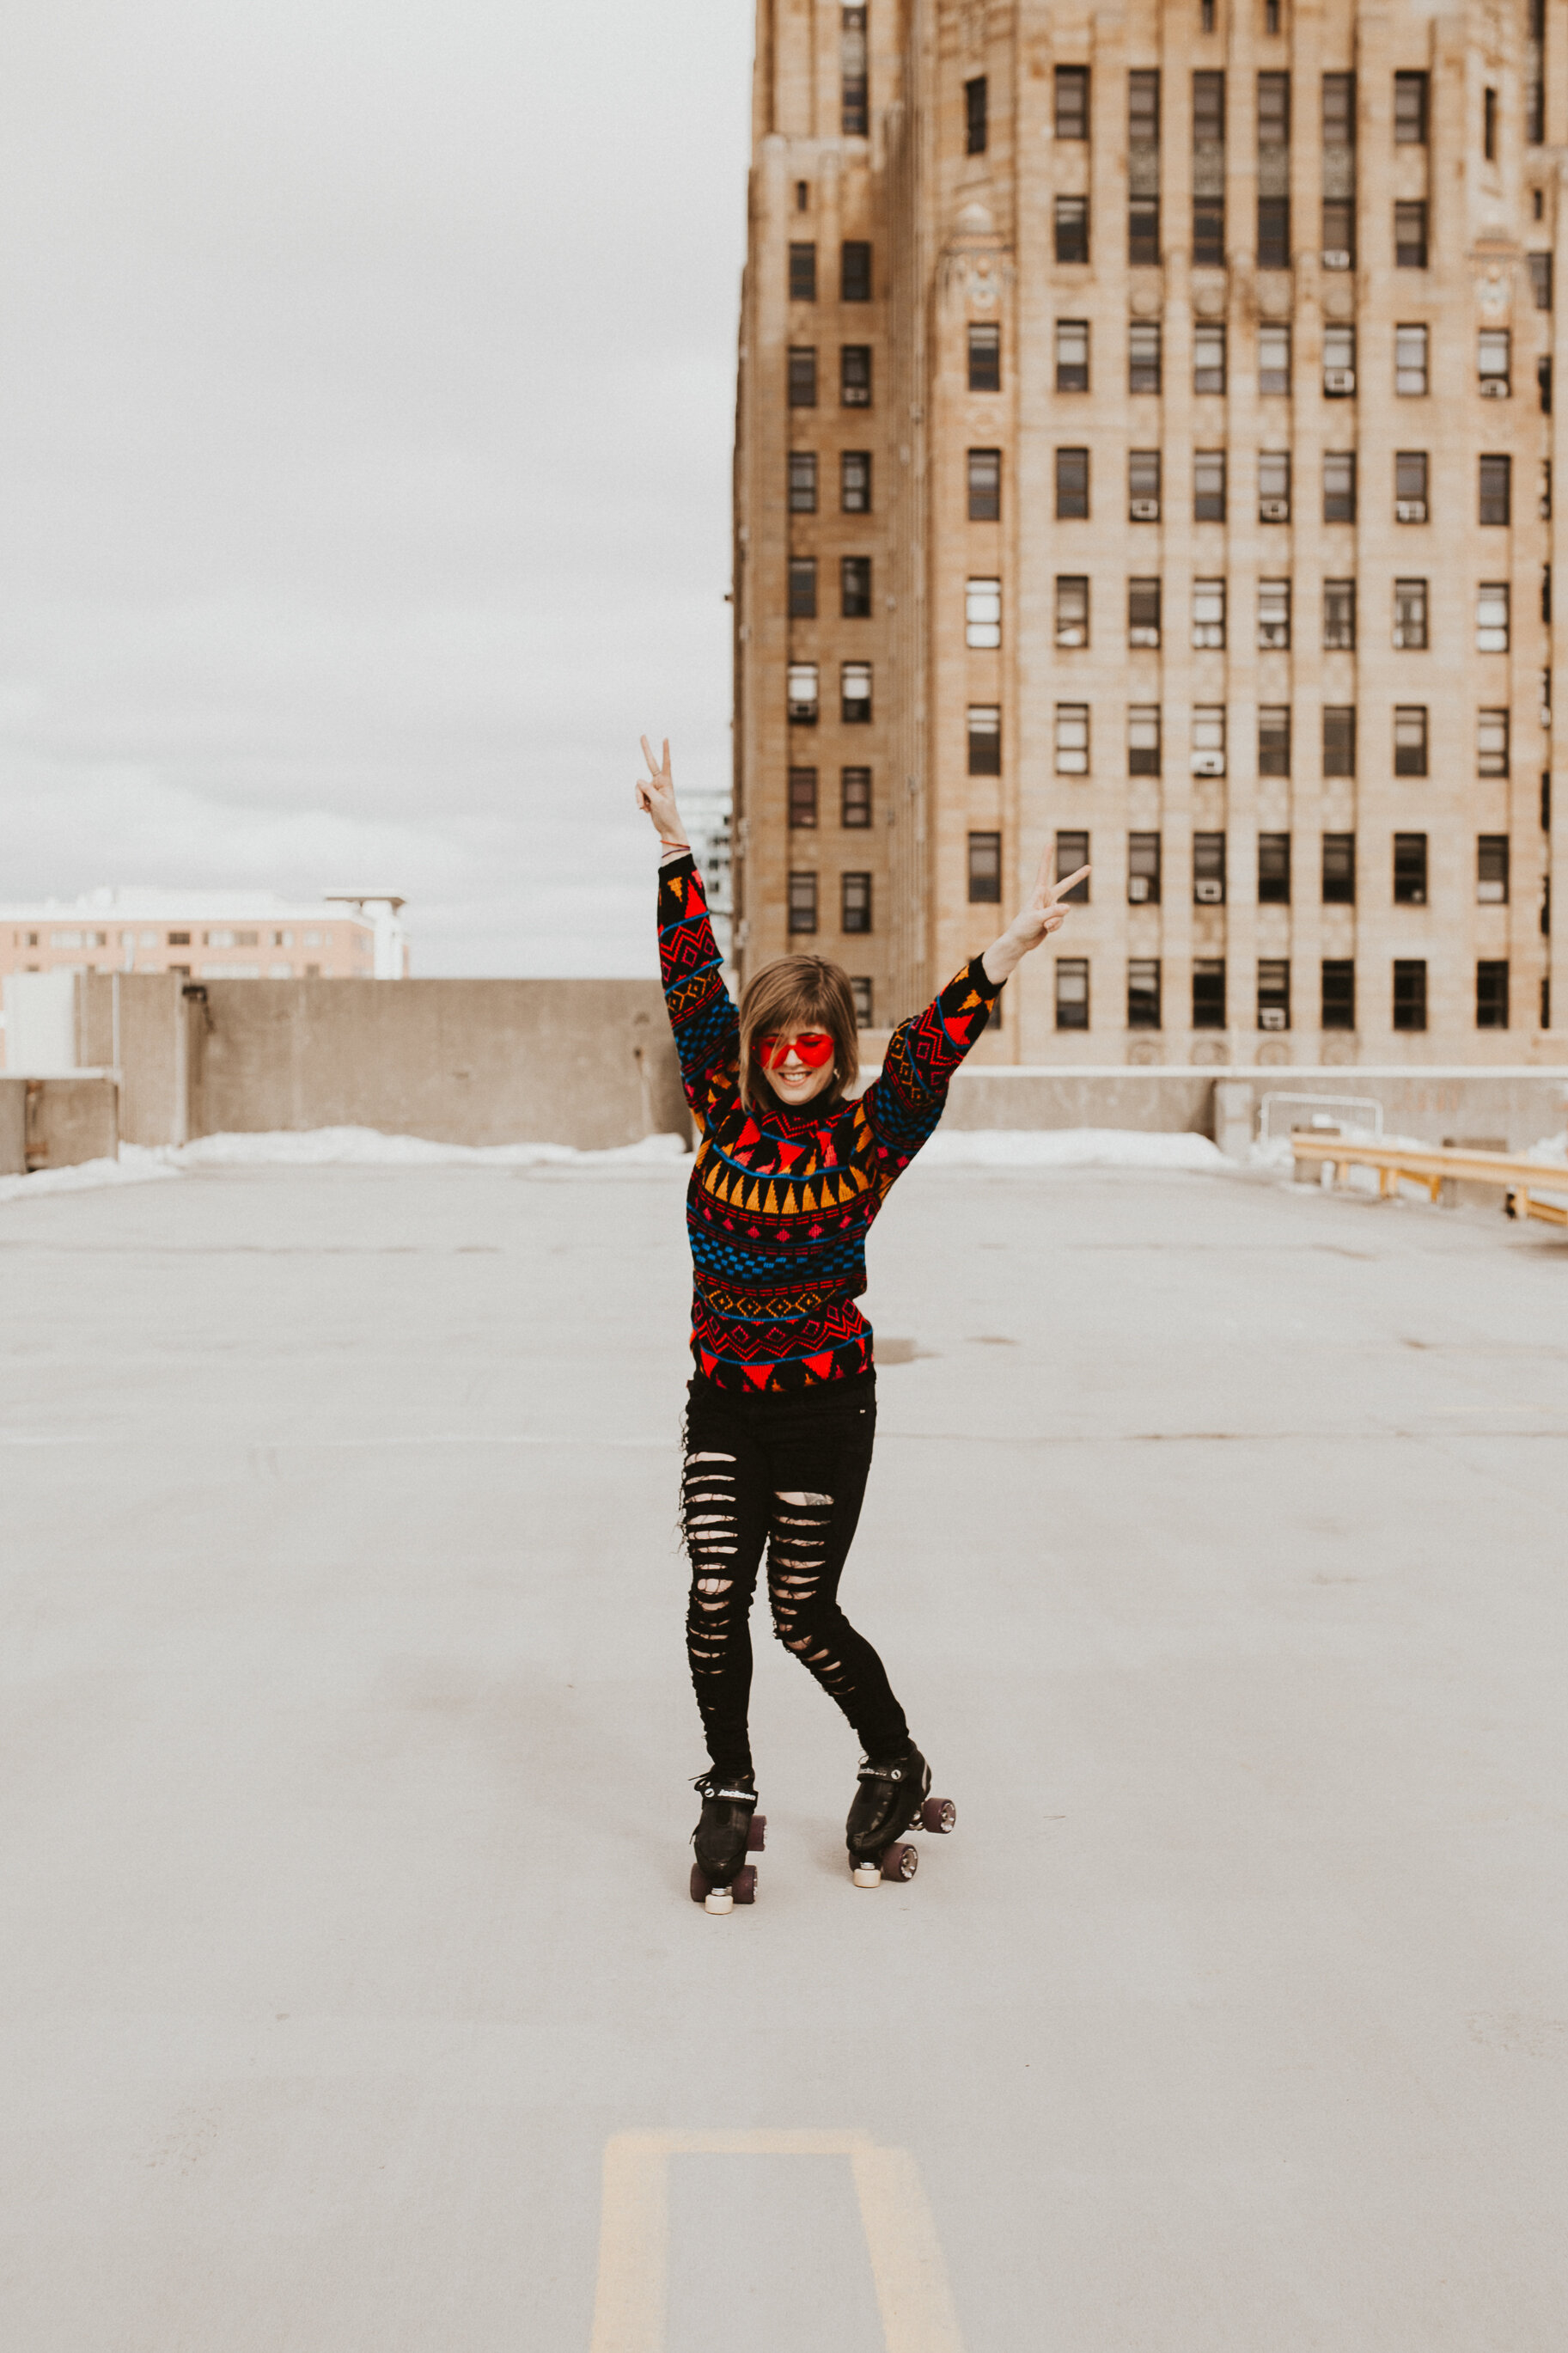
[
  {"xmin": 1193, "ymin": 579, "xmax": 1226, "ymax": 648},
  {"xmin": 840, "ymin": 241, "xmax": 872, "ymax": 303},
  {"xmin": 1477, "ymin": 960, "xmax": 1510, "ymax": 1028},
  {"xmin": 1394, "ymin": 706, "xmax": 1428, "ymax": 775},
  {"xmin": 789, "ymin": 450, "xmax": 818, "ymax": 511},
  {"xmin": 1541, "ymin": 356, "xmax": 1553, "ymax": 413},
  {"xmin": 1259, "ymin": 834, "xmax": 1291, "ymax": 902},
  {"xmin": 1478, "ymin": 710, "xmax": 1510, "ymax": 778},
  {"xmin": 965, "ymin": 74, "xmax": 988, "ymax": 156},
  {"xmin": 1477, "ymin": 834, "xmax": 1510, "ymax": 904},
  {"xmin": 1193, "ymin": 833, "xmax": 1227, "ymax": 905},
  {"xmin": 1477, "ymin": 582, "xmax": 1510, "ymax": 651},
  {"xmin": 841, "ymin": 450, "xmax": 871, "ymax": 511},
  {"xmin": 1128, "ymin": 831, "xmax": 1162, "ymax": 902},
  {"xmin": 1128, "ymin": 706, "xmax": 1162, "ymax": 775},
  {"xmin": 1322, "ymin": 959, "xmax": 1357, "ymax": 1029},
  {"xmin": 1055, "ymin": 195, "xmax": 1089, "ymax": 264},
  {"xmin": 968, "ymin": 323, "xmax": 1001, "ymax": 390},
  {"xmin": 1323, "ymin": 321, "xmax": 1356, "ymax": 394},
  {"xmin": 1194, "ymin": 449, "xmax": 1227, "ymax": 521},
  {"xmin": 1256, "ymin": 72, "xmax": 1291, "ymax": 270},
  {"xmin": 1395, "ymin": 449, "xmax": 1428, "ymax": 521},
  {"xmin": 1193, "ymin": 70, "xmax": 1226, "ymax": 266},
  {"xmin": 789, "ymin": 767, "xmax": 819, "ymax": 828},
  {"xmin": 1128, "ymin": 70, "xmax": 1161, "ymax": 264},
  {"xmin": 968, "ymin": 442, "xmax": 1006, "ymax": 517},
  {"xmin": 1323, "ymin": 708, "xmax": 1356, "ymax": 776},
  {"xmin": 1056, "ymin": 320, "xmax": 1089, "ymax": 391},
  {"xmin": 841, "ymin": 767, "xmax": 872, "ymax": 828},
  {"xmin": 1055, "ymin": 704, "xmax": 1089, "ymax": 775},
  {"xmin": 788, "ymin": 347, "xmax": 818, "ymax": 406},
  {"xmin": 1193, "ymin": 705, "xmax": 1226, "ymax": 774},
  {"xmin": 850, "ymin": 976, "xmax": 873, "ymax": 1027},
  {"xmin": 1529, "ymin": 251, "xmax": 1553, "ymax": 309},
  {"xmin": 789, "ymin": 242, "xmax": 817, "ymax": 302},
  {"xmin": 1128, "ymin": 958, "xmax": 1162, "ymax": 1029},
  {"xmin": 1258, "ymin": 707, "xmax": 1291, "ymax": 776},
  {"xmin": 1193, "ymin": 321, "xmax": 1226, "ymax": 394},
  {"xmin": 789, "ymin": 557, "xmax": 818, "ymax": 617},
  {"xmin": 796, "ymin": 180, "xmax": 809, "ymax": 212},
  {"xmin": 1056, "ymin": 576, "xmax": 1089, "ymax": 647},
  {"xmin": 1056, "ymin": 65, "xmax": 1089, "ymax": 138},
  {"xmin": 1393, "ymin": 578, "xmax": 1428, "ymax": 649},
  {"xmin": 840, "ymin": 345, "xmax": 872, "ymax": 406},
  {"xmin": 1323, "ymin": 450, "xmax": 1356, "ymax": 522},
  {"xmin": 789, "ymin": 871, "xmax": 819, "ymax": 934},
  {"xmin": 1394, "ymin": 201, "xmax": 1428, "ymax": 268},
  {"xmin": 1394, "ymin": 323, "xmax": 1428, "ymax": 395},
  {"xmin": 1394, "ymin": 833, "xmax": 1428, "ymax": 905},
  {"xmin": 1258, "ymin": 579, "xmax": 1291, "ymax": 649},
  {"xmin": 1128, "ymin": 319, "xmax": 1162, "ymax": 393},
  {"xmin": 967, "ymin": 830, "xmax": 1002, "ymax": 904},
  {"xmin": 1258, "ymin": 321, "xmax": 1291, "ymax": 394},
  {"xmin": 1323, "ymin": 580, "xmax": 1356, "ymax": 650},
  {"xmin": 1193, "ymin": 958, "xmax": 1227, "ymax": 1028},
  {"xmin": 1056, "ymin": 957, "xmax": 1090, "ymax": 1030},
  {"xmin": 967, "ymin": 706, "xmax": 1001, "ymax": 775},
  {"xmin": 1321, "ymin": 72, "xmax": 1357, "ymax": 266},
  {"xmin": 1258, "ymin": 449, "xmax": 1290, "ymax": 520},
  {"xmin": 1394, "ymin": 70, "xmax": 1428, "ymax": 144},
  {"xmin": 841, "ymin": 661, "xmax": 872, "ymax": 722},
  {"xmin": 1056, "ymin": 448, "xmax": 1089, "ymax": 518},
  {"xmin": 787, "ymin": 663, "xmax": 820, "ymax": 724},
  {"xmin": 1129, "ymin": 449, "xmax": 1161, "ymax": 519},
  {"xmin": 841, "ymin": 6, "xmax": 868, "ymax": 135},
  {"xmin": 1128, "ymin": 578, "xmax": 1162, "ymax": 648},
  {"xmin": 1393, "ymin": 959, "xmax": 1427, "ymax": 1030},
  {"xmin": 967, "ymin": 578, "xmax": 1002, "ymax": 646},
  {"xmin": 1322, "ymin": 834, "xmax": 1357, "ymax": 903},
  {"xmin": 1258, "ymin": 959, "xmax": 1290, "ymax": 1031},
  {"xmin": 1055, "ymin": 831, "xmax": 1090, "ymax": 903},
  {"xmin": 841, "ymin": 872, "xmax": 872, "ymax": 933},
  {"xmin": 841, "ymin": 556, "xmax": 872, "ymax": 617}
]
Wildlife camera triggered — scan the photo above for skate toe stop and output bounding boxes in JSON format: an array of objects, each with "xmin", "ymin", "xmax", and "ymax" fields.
[
  {"xmin": 704, "ymin": 1888, "xmax": 735, "ymax": 1916},
  {"xmin": 851, "ymin": 1862, "xmax": 882, "ymax": 1888}
]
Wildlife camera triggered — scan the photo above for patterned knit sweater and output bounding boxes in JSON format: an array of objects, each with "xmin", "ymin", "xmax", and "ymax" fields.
[{"xmin": 659, "ymin": 851, "xmax": 1001, "ymax": 1391}]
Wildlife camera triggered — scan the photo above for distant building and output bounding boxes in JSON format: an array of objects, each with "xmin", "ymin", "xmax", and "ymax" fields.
[
  {"xmin": 680, "ymin": 792, "xmax": 735, "ymax": 965},
  {"xmin": 0, "ymin": 888, "xmax": 408, "ymax": 982}
]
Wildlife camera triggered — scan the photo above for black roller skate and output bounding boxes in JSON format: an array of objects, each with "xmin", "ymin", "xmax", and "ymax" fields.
[
  {"xmin": 689, "ymin": 1772, "xmax": 766, "ymax": 1916},
  {"xmin": 845, "ymin": 1745, "xmax": 956, "ymax": 1886}
]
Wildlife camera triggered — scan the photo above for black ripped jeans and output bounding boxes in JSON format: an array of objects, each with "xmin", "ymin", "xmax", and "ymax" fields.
[{"xmin": 680, "ymin": 1369, "xmax": 910, "ymax": 1780}]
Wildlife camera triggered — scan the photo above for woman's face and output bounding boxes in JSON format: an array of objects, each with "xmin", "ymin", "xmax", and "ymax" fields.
[{"xmin": 756, "ymin": 1028, "xmax": 839, "ymax": 1107}]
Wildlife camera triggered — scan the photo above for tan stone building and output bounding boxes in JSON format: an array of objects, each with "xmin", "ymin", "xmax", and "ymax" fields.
[{"xmin": 732, "ymin": 0, "xmax": 1568, "ymax": 1066}]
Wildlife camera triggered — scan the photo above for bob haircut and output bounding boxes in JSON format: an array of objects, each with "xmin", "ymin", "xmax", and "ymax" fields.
[{"xmin": 735, "ymin": 954, "xmax": 861, "ymax": 1114}]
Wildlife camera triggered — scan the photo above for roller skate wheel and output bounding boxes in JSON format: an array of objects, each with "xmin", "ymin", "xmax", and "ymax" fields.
[
  {"xmin": 733, "ymin": 1865, "xmax": 757, "ymax": 1905},
  {"xmin": 881, "ymin": 1843, "xmax": 918, "ymax": 1883},
  {"xmin": 920, "ymin": 1797, "xmax": 956, "ymax": 1835},
  {"xmin": 747, "ymin": 1814, "xmax": 767, "ymax": 1853},
  {"xmin": 851, "ymin": 1860, "xmax": 882, "ymax": 1888}
]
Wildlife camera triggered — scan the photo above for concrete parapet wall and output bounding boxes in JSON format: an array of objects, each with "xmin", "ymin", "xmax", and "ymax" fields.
[
  {"xmin": 0, "ymin": 1079, "xmax": 26, "ymax": 1174},
  {"xmin": 0, "ymin": 1075, "xmax": 119, "ymax": 1171}
]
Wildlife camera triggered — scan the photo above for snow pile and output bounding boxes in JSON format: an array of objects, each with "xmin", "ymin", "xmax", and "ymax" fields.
[
  {"xmin": 1526, "ymin": 1131, "xmax": 1568, "ymax": 1165},
  {"xmin": 917, "ymin": 1127, "xmax": 1229, "ymax": 1172},
  {"xmin": 171, "ymin": 1127, "xmax": 690, "ymax": 1169},
  {"xmin": 0, "ymin": 1152, "xmax": 181, "ymax": 1207}
]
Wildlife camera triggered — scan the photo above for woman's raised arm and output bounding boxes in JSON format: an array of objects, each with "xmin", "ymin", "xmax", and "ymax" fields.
[{"xmin": 638, "ymin": 736, "xmax": 738, "ymax": 1113}]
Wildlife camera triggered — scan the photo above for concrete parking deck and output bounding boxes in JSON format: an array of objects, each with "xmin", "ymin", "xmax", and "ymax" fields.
[{"xmin": 2, "ymin": 1155, "xmax": 1565, "ymax": 2350}]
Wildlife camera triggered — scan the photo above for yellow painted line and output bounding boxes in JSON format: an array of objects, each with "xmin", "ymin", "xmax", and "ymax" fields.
[{"xmin": 588, "ymin": 2129, "xmax": 966, "ymax": 2353}]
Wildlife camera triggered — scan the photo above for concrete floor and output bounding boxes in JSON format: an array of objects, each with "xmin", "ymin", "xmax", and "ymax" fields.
[{"xmin": 1, "ymin": 1154, "xmax": 1565, "ymax": 2351}]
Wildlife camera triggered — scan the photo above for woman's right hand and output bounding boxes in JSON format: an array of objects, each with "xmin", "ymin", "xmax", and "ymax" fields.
[{"xmin": 635, "ymin": 736, "xmax": 686, "ymax": 843}]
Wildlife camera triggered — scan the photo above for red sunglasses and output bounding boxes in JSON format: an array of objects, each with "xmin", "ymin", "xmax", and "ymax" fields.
[{"xmin": 756, "ymin": 1030, "xmax": 836, "ymax": 1070}]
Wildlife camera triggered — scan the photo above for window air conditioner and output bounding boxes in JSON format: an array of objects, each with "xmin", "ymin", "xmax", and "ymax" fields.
[
  {"xmin": 1324, "ymin": 367, "xmax": 1355, "ymax": 394},
  {"xmin": 1259, "ymin": 1006, "xmax": 1287, "ymax": 1030},
  {"xmin": 1195, "ymin": 878, "xmax": 1224, "ymax": 902},
  {"xmin": 1480, "ymin": 377, "xmax": 1510, "ymax": 398},
  {"xmin": 1322, "ymin": 248, "xmax": 1352, "ymax": 272},
  {"xmin": 1130, "ymin": 498, "xmax": 1160, "ymax": 520},
  {"xmin": 1260, "ymin": 498, "xmax": 1290, "ymax": 520},
  {"xmin": 1478, "ymin": 881, "xmax": 1506, "ymax": 903},
  {"xmin": 1128, "ymin": 876, "xmax": 1151, "ymax": 901},
  {"xmin": 1395, "ymin": 499, "xmax": 1426, "ymax": 522},
  {"xmin": 1191, "ymin": 751, "xmax": 1225, "ymax": 776}
]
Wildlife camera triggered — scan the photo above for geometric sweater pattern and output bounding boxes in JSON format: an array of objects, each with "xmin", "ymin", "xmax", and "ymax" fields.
[{"xmin": 659, "ymin": 850, "xmax": 1001, "ymax": 1391}]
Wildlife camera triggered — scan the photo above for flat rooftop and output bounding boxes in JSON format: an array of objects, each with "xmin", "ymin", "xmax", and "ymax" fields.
[{"xmin": 2, "ymin": 1155, "xmax": 1565, "ymax": 2350}]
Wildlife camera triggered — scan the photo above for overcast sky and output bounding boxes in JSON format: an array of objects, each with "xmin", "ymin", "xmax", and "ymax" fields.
[{"xmin": 0, "ymin": 2, "xmax": 753, "ymax": 973}]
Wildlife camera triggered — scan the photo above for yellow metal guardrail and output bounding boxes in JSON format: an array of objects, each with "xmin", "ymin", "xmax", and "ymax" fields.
[{"xmin": 1290, "ymin": 1133, "xmax": 1568, "ymax": 1227}]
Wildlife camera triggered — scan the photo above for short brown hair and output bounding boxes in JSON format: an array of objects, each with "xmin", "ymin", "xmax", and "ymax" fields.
[{"xmin": 736, "ymin": 955, "xmax": 860, "ymax": 1114}]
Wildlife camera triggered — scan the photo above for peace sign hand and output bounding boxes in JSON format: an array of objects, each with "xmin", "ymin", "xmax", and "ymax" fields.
[
  {"xmin": 980, "ymin": 843, "xmax": 1091, "ymax": 986},
  {"xmin": 633, "ymin": 736, "xmax": 685, "ymax": 844}
]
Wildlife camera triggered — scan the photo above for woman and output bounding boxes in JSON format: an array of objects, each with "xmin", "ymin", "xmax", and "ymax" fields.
[{"xmin": 637, "ymin": 736, "xmax": 1085, "ymax": 1913}]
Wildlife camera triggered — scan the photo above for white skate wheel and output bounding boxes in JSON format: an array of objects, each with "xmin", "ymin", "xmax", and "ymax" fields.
[
  {"xmin": 851, "ymin": 1862, "xmax": 882, "ymax": 1888},
  {"xmin": 704, "ymin": 1887, "xmax": 735, "ymax": 1916}
]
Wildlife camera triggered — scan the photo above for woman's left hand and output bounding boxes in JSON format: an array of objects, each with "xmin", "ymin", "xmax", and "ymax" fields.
[{"xmin": 981, "ymin": 846, "xmax": 1090, "ymax": 985}]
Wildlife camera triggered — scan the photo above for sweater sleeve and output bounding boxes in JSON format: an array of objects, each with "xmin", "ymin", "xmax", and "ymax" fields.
[
  {"xmin": 857, "ymin": 956, "xmax": 1000, "ymax": 1173},
  {"xmin": 657, "ymin": 852, "xmax": 739, "ymax": 1116}
]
